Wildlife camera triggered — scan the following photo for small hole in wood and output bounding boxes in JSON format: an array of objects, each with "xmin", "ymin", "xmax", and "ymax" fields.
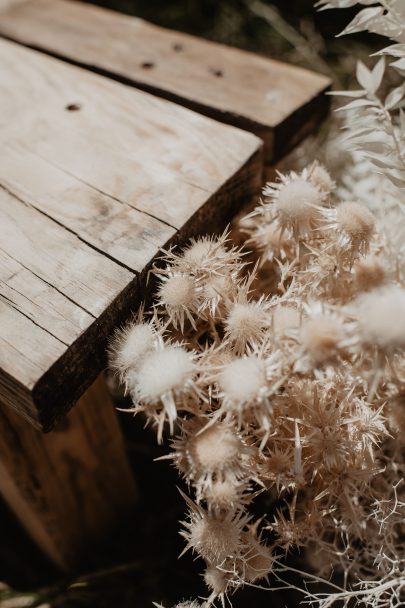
[
  {"xmin": 209, "ymin": 68, "xmax": 223, "ymax": 78},
  {"xmin": 172, "ymin": 42, "xmax": 183, "ymax": 52},
  {"xmin": 66, "ymin": 103, "xmax": 81, "ymax": 112},
  {"xmin": 141, "ymin": 61, "xmax": 155, "ymax": 70}
]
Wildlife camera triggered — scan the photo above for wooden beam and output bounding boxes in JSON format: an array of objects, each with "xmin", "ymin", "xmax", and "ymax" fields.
[
  {"xmin": 0, "ymin": 0, "xmax": 331, "ymax": 163},
  {"xmin": 0, "ymin": 374, "xmax": 137, "ymax": 571},
  {"xmin": 0, "ymin": 38, "xmax": 262, "ymax": 431}
]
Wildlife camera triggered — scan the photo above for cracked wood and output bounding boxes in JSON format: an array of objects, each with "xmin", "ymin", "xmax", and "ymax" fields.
[{"xmin": 0, "ymin": 38, "xmax": 262, "ymax": 430}]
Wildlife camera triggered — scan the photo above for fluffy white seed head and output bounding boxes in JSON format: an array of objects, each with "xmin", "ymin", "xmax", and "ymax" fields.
[
  {"xmin": 275, "ymin": 179, "xmax": 323, "ymax": 234},
  {"xmin": 200, "ymin": 274, "xmax": 237, "ymax": 318},
  {"xmin": 157, "ymin": 273, "xmax": 199, "ymax": 330},
  {"xmin": 225, "ymin": 302, "xmax": 268, "ymax": 352},
  {"xmin": 182, "ymin": 421, "xmax": 245, "ymax": 478},
  {"xmin": 182, "ymin": 238, "xmax": 218, "ymax": 267},
  {"xmin": 300, "ymin": 316, "xmax": 344, "ymax": 363},
  {"xmin": 158, "ymin": 274, "xmax": 196, "ymax": 309},
  {"xmin": 181, "ymin": 234, "xmax": 239, "ymax": 275},
  {"xmin": 173, "ymin": 419, "xmax": 254, "ymax": 498},
  {"xmin": 219, "ymin": 357, "xmax": 267, "ymax": 407},
  {"xmin": 336, "ymin": 202, "xmax": 375, "ymax": 246},
  {"xmin": 109, "ymin": 322, "xmax": 155, "ymax": 379},
  {"xmin": 136, "ymin": 346, "xmax": 195, "ymax": 402},
  {"xmin": 356, "ymin": 286, "xmax": 405, "ymax": 350}
]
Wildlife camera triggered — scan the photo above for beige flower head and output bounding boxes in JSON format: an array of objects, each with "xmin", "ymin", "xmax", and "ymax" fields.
[
  {"xmin": 108, "ymin": 320, "xmax": 156, "ymax": 383},
  {"xmin": 334, "ymin": 201, "xmax": 376, "ymax": 259},
  {"xmin": 265, "ymin": 175, "xmax": 324, "ymax": 237},
  {"xmin": 355, "ymin": 286, "xmax": 405, "ymax": 351},
  {"xmin": 180, "ymin": 492, "xmax": 249, "ymax": 565},
  {"xmin": 299, "ymin": 315, "xmax": 345, "ymax": 364},
  {"xmin": 224, "ymin": 300, "xmax": 269, "ymax": 354},
  {"xmin": 172, "ymin": 418, "xmax": 253, "ymax": 494},
  {"xmin": 131, "ymin": 345, "xmax": 197, "ymax": 439},
  {"xmin": 157, "ymin": 272, "xmax": 199, "ymax": 330}
]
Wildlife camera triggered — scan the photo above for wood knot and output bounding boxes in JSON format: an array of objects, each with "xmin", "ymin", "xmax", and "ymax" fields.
[
  {"xmin": 65, "ymin": 103, "xmax": 81, "ymax": 112},
  {"xmin": 209, "ymin": 68, "xmax": 223, "ymax": 78}
]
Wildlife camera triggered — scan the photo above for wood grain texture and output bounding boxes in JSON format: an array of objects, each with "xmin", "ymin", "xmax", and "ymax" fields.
[
  {"xmin": 0, "ymin": 0, "xmax": 331, "ymax": 163},
  {"xmin": 0, "ymin": 38, "xmax": 262, "ymax": 430},
  {"xmin": 0, "ymin": 374, "xmax": 137, "ymax": 570}
]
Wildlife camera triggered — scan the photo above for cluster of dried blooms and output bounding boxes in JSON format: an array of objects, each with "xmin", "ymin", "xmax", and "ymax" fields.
[{"xmin": 110, "ymin": 162, "xmax": 405, "ymax": 608}]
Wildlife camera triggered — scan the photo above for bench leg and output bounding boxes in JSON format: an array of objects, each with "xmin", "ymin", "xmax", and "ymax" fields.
[{"xmin": 0, "ymin": 374, "xmax": 137, "ymax": 571}]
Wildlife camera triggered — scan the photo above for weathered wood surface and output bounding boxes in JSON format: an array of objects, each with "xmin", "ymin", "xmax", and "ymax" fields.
[
  {"xmin": 0, "ymin": 38, "xmax": 262, "ymax": 431},
  {"xmin": 0, "ymin": 374, "xmax": 137, "ymax": 570},
  {"xmin": 0, "ymin": 0, "xmax": 331, "ymax": 163}
]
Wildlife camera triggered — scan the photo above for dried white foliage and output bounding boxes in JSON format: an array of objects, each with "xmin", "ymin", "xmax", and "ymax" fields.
[
  {"xmin": 110, "ymin": 162, "xmax": 405, "ymax": 608},
  {"xmin": 112, "ymin": 6, "xmax": 405, "ymax": 604},
  {"xmin": 317, "ymin": 0, "xmax": 405, "ymax": 197}
]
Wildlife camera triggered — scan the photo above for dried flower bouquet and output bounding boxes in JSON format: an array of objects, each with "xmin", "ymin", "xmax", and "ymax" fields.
[
  {"xmin": 108, "ymin": 2, "xmax": 405, "ymax": 606},
  {"xmin": 110, "ymin": 161, "xmax": 405, "ymax": 608}
]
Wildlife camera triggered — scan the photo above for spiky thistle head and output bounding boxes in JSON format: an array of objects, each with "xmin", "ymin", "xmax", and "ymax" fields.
[
  {"xmin": 261, "ymin": 445, "xmax": 296, "ymax": 491},
  {"xmin": 156, "ymin": 272, "xmax": 200, "ymax": 331},
  {"xmin": 163, "ymin": 231, "xmax": 243, "ymax": 278},
  {"xmin": 299, "ymin": 314, "xmax": 345, "ymax": 365},
  {"xmin": 217, "ymin": 351, "xmax": 285, "ymax": 437},
  {"xmin": 218, "ymin": 356, "xmax": 268, "ymax": 412},
  {"xmin": 108, "ymin": 320, "xmax": 157, "ymax": 384},
  {"xmin": 130, "ymin": 344, "xmax": 198, "ymax": 439},
  {"xmin": 323, "ymin": 201, "xmax": 376, "ymax": 263},
  {"xmin": 355, "ymin": 285, "xmax": 405, "ymax": 351},
  {"xmin": 203, "ymin": 478, "xmax": 252, "ymax": 512},
  {"xmin": 180, "ymin": 492, "xmax": 249, "ymax": 565},
  {"xmin": 263, "ymin": 170, "xmax": 325, "ymax": 238},
  {"xmin": 171, "ymin": 418, "xmax": 254, "ymax": 496}
]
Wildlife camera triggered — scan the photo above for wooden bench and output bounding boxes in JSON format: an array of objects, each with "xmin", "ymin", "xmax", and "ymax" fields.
[{"xmin": 0, "ymin": 0, "xmax": 330, "ymax": 572}]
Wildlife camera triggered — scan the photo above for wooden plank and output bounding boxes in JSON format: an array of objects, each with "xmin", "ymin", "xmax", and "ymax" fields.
[
  {"xmin": 1, "ymin": 145, "xmax": 175, "ymax": 272},
  {"xmin": 0, "ymin": 250, "xmax": 92, "ymax": 346},
  {"xmin": 0, "ymin": 189, "xmax": 133, "ymax": 318},
  {"xmin": 0, "ymin": 374, "xmax": 137, "ymax": 571},
  {"xmin": 0, "ymin": 187, "xmax": 137, "ymax": 429},
  {"xmin": 0, "ymin": 39, "xmax": 262, "ymax": 430},
  {"xmin": 0, "ymin": 38, "xmax": 261, "ymax": 231},
  {"xmin": 0, "ymin": 0, "xmax": 331, "ymax": 163}
]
